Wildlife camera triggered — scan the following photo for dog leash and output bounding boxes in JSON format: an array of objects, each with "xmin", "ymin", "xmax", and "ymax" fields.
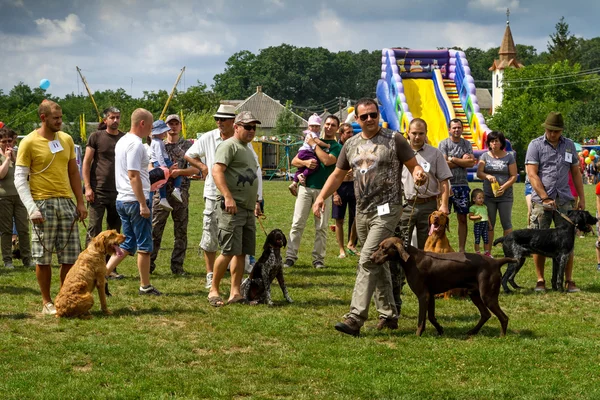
[
  {"xmin": 554, "ymin": 209, "xmax": 575, "ymax": 225},
  {"xmin": 257, "ymin": 214, "xmax": 268, "ymax": 237},
  {"xmin": 32, "ymin": 218, "xmax": 85, "ymax": 254}
]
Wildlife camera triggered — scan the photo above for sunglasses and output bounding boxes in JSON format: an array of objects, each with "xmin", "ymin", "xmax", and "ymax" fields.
[
  {"xmin": 238, "ymin": 124, "xmax": 257, "ymax": 131},
  {"xmin": 214, "ymin": 117, "xmax": 233, "ymax": 122},
  {"xmin": 357, "ymin": 112, "xmax": 378, "ymax": 121}
]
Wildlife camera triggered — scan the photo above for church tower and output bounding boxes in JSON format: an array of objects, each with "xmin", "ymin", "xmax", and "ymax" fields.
[{"xmin": 489, "ymin": 9, "xmax": 523, "ymax": 113}]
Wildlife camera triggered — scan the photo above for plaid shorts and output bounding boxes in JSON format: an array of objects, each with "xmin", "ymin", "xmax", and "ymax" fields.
[{"xmin": 31, "ymin": 198, "xmax": 81, "ymax": 265}]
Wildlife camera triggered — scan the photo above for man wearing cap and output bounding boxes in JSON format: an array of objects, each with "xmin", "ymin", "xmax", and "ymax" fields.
[
  {"xmin": 526, "ymin": 111, "xmax": 585, "ymax": 293},
  {"xmin": 149, "ymin": 114, "xmax": 198, "ymax": 275},
  {"xmin": 285, "ymin": 115, "xmax": 342, "ymax": 269},
  {"xmin": 207, "ymin": 111, "xmax": 263, "ymax": 306},
  {"xmin": 185, "ymin": 104, "xmax": 237, "ymax": 288}
]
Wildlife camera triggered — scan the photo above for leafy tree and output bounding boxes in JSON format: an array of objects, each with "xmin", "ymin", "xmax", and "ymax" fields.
[
  {"xmin": 213, "ymin": 50, "xmax": 257, "ymax": 100},
  {"xmin": 577, "ymin": 37, "xmax": 600, "ymax": 70},
  {"xmin": 547, "ymin": 17, "xmax": 580, "ymax": 64},
  {"xmin": 185, "ymin": 110, "xmax": 217, "ymax": 138},
  {"xmin": 273, "ymin": 100, "xmax": 302, "ymax": 139}
]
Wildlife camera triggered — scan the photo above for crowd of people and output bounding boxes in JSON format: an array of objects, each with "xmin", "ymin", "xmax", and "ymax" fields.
[{"xmin": 0, "ymin": 99, "xmax": 595, "ymax": 335}]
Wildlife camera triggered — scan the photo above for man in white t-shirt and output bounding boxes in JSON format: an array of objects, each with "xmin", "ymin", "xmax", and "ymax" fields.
[
  {"xmin": 106, "ymin": 108, "xmax": 161, "ymax": 295},
  {"xmin": 185, "ymin": 104, "xmax": 236, "ymax": 288}
]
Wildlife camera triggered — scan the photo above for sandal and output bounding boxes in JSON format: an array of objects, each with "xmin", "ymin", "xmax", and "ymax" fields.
[
  {"xmin": 208, "ymin": 296, "xmax": 225, "ymax": 307},
  {"xmin": 346, "ymin": 248, "xmax": 360, "ymax": 256},
  {"xmin": 227, "ymin": 295, "xmax": 248, "ymax": 305}
]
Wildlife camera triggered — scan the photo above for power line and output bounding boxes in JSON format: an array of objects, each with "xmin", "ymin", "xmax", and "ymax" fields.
[
  {"xmin": 504, "ymin": 75, "xmax": 600, "ymax": 90},
  {"xmin": 504, "ymin": 67, "xmax": 600, "ymax": 83}
]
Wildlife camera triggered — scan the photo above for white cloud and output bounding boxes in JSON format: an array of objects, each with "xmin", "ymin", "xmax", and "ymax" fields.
[{"xmin": 468, "ymin": 0, "xmax": 521, "ymax": 12}]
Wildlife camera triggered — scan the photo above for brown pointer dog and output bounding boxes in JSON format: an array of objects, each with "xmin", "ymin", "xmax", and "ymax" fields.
[
  {"xmin": 371, "ymin": 237, "xmax": 514, "ymax": 336},
  {"xmin": 55, "ymin": 230, "xmax": 125, "ymax": 318}
]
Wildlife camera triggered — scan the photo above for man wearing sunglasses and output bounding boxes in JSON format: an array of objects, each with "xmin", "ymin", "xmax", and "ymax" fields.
[
  {"xmin": 208, "ymin": 111, "xmax": 263, "ymax": 307},
  {"xmin": 185, "ymin": 104, "xmax": 237, "ymax": 289},
  {"xmin": 313, "ymin": 98, "xmax": 427, "ymax": 337},
  {"xmin": 149, "ymin": 114, "xmax": 198, "ymax": 276}
]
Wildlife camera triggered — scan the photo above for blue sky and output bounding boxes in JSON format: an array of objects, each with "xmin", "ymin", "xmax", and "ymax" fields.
[{"xmin": 1, "ymin": 0, "xmax": 598, "ymax": 98}]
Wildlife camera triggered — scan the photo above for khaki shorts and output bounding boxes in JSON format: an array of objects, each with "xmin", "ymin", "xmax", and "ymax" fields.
[
  {"xmin": 200, "ymin": 197, "xmax": 219, "ymax": 253},
  {"xmin": 31, "ymin": 198, "xmax": 81, "ymax": 265},
  {"xmin": 217, "ymin": 207, "xmax": 256, "ymax": 256},
  {"xmin": 529, "ymin": 200, "xmax": 575, "ymax": 230}
]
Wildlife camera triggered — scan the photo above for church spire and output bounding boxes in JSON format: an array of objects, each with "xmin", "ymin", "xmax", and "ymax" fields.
[{"xmin": 490, "ymin": 8, "xmax": 522, "ymax": 71}]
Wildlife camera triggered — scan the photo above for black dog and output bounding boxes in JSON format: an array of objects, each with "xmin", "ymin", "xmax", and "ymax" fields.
[
  {"xmin": 494, "ymin": 209, "xmax": 597, "ymax": 293},
  {"xmin": 241, "ymin": 229, "xmax": 292, "ymax": 306},
  {"xmin": 372, "ymin": 237, "xmax": 514, "ymax": 337}
]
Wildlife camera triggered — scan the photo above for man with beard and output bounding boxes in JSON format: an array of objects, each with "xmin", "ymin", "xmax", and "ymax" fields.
[
  {"xmin": 15, "ymin": 100, "xmax": 87, "ymax": 315},
  {"xmin": 82, "ymin": 107, "xmax": 125, "ymax": 278}
]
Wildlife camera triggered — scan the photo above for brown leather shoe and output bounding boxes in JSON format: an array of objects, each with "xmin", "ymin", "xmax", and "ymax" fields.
[
  {"xmin": 376, "ymin": 317, "xmax": 399, "ymax": 331},
  {"xmin": 334, "ymin": 318, "xmax": 361, "ymax": 337},
  {"xmin": 534, "ymin": 280, "xmax": 546, "ymax": 292},
  {"xmin": 566, "ymin": 280, "xmax": 581, "ymax": 293}
]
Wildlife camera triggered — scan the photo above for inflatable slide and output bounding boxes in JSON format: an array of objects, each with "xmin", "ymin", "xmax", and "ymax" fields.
[{"xmin": 377, "ymin": 48, "xmax": 491, "ymax": 149}]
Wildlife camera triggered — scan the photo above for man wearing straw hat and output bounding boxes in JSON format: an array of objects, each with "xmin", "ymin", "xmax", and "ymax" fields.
[
  {"xmin": 525, "ymin": 111, "xmax": 585, "ymax": 293},
  {"xmin": 149, "ymin": 114, "xmax": 198, "ymax": 276},
  {"xmin": 185, "ymin": 104, "xmax": 238, "ymax": 288}
]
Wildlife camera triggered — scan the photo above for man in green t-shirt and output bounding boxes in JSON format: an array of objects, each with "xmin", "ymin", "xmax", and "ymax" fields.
[
  {"xmin": 208, "ymin": 111, "xmax": 263, "ymax": 307},
  {"xmin": 285, "ymin": 116, "xmax": 342, "ymax": 269}
]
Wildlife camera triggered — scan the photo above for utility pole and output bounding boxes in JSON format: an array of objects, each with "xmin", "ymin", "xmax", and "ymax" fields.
[{"xmin": 338, "ymin": 96, "xmax": 342, "ymax": 119}]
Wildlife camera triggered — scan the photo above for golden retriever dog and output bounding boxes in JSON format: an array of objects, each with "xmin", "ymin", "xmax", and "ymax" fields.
[{"xmin": 55, "ymin": 230, "xmax": 125, "ymax": 318}]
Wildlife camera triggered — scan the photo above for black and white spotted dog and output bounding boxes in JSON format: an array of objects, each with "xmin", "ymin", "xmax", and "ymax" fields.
[{"xmin": 241, "ymin": 229, "xmax": 292, "ymax": 306}]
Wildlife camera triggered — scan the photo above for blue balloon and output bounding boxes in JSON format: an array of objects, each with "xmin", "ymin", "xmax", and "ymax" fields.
[{"xmin": 39, "ymin": 79, "xmax": 50, "ymax": 90}]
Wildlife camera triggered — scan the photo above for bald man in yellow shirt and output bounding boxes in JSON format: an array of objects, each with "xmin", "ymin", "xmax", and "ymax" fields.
[{"xmin": 15, "ymin": 100, "xmax": 87, "ymax": 315}]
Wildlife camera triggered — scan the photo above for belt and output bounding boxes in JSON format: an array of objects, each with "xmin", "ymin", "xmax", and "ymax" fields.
[{"xmin": 408, "ymin": 196, "xmax": 438, "ymax": 205}]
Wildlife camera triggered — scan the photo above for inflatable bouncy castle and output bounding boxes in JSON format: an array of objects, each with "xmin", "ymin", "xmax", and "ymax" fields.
[{"xmin": 377, "ymin": 49, "xmax": 492, "ymax": 150}]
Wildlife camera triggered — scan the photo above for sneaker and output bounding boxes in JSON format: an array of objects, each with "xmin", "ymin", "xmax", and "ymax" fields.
[
  {"xmin": 172, "ymin": 269, "xmax": 187, "ymax": 276},
  {"xmin": 566, "ymin": 280, "xmax": 581, "ymax": 293},
  {"xmin": 376, "ymin": 317, "xmax": 399, "ymax": 331},
  {"xmin": 314, "ymin": 261, "xmax": 327, "ymax": 269},
  {"xmin": 42, "ymin": 302, "xmax": 56, "ymax": 315},
  {"xmin": 172, "ymin": 188, "xmax": 183, "ymax": 203},
  {"xmin": 484, "ymin": 252, "xmax": 494, "ymax": 258},
  {"xmin": 158, "ymin": 198, "xmax": 173, "ymax": 211},
  {"xmin": 4, "ymin": 261, "xmax": 14, "ymax": 269},
  {"xmin": 334, "ymin": 318, "xmax": 361, "ymax": 337},
  {"xmin": 22, "ymin": 259, "xmax": 35, "ymax": 268},
  {"xmin": 205, "ymin": 272, "xmax": 213, "ymax": 289},
  {"xmin": 534, "ymin": 280, "xmax": 546, "ymax": 292},
  {"xmin": 597, "ymin": 264, "xmax": 600, "ymax": 272},
  {"xmin": 139, "ymin": 285, "xmax": 162, "ymax": 296},
  {"xmin": 284, "ymin": 259, "xmax": 294, "ymax": 268},
  {"xmin": 288, "ymin": 183, "xmax": 298, "ymax": 197}
]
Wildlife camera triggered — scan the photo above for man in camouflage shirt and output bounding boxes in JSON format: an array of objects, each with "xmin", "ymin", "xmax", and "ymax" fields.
[{"xmin": 150, "ymin": 114, "xmax": 199, "ymax": 275}]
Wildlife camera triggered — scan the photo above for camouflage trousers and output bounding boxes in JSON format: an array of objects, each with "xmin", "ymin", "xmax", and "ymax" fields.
[{"xmin": 150, "ymin": 187, "xmax": 189, "ymax": 274}]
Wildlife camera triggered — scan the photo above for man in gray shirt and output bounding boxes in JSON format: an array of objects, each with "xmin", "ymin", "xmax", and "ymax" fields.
[
  {"xmin": 525, "ymin": 111, "xmax": 584, "ymax": 293},
  {"xmin": 438, "ymin": 118, "xmax": 477, "ymax": 252}
]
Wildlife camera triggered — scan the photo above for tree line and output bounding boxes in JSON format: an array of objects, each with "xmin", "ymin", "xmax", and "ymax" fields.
[{"xmin": 1, "ymin": 17, "xmax": 598, "ymax": 161}]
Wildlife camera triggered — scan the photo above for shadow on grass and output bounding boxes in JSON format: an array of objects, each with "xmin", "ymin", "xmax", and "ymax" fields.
[
  {"xmin": 370, "ymin": 325, "xmax": 537, "ymax": 339},
  {"xmin": 0, "ymin": 285, "xmax": 40, "ymax": 295},
  {"xmin": 295, "ymin": 298, "xmax": 350, "ymax": 307},
  {"xmin": 0, "ymin": 312, "xmax": 32, "ymax": 320},
  {"xmin": 287, "ymin": 281, "xmax": 348, "ymax": 289},
  {"xmin": 103, "ymin": 306, "xmax": 208, "ymax": 317}
]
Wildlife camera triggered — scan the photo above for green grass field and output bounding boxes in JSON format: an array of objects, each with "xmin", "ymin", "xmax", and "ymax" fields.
[{"xmin": 2, "ymin": 181, "xmax": 600, "ymax": 399}]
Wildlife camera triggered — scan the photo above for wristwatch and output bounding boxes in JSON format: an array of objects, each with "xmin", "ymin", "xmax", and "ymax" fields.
[{"xmin": 448, "ymin": 156, "xmax": 453, "ymax": 162}]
